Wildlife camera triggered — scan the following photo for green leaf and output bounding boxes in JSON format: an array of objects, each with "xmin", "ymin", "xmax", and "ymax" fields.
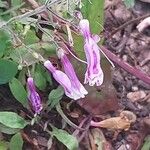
[
  {"xmin": 11, "ymin": 0, "xmax": 22, "ymax": 7},
  {"xmin": 141, "ymin": 136, "xmax": 150, "ymax": 150},
  {"xmin": 52, "ymin": 127, "xmax": 78, "ymax": 150},
  {"xmin": 0, "ymin": 112, "xmax": 28, "ymax": 129},
  {"xmin": 48, "ymin": 86, "xmax": 64, "ymax": 108},
  {"xmin": 44, "ymin": 70, "xmax": 53, "ymax": 85},
  {"xmin": 0, "ymin": 124, "xmax": 20, "ymax": 135},
  {"xmin": 24, "ymin": 29, "xmax": 39, "ymax": 45},
  {"xmin": 0, "ymin": 30, "xmax": 10, "ymax": 58},
  {"xmin": 81, "ymin": 0, "xmax": 104, "ymax": 34},
  {"xmin": 123, "ymin": 0, "xmax": 135, "ymax": 8},
  {"xmin": 9, "ymin": 42, "xmax": 48, "ymax": 66},
  {"xmin": 0, "ymin": 141, "xmax": 8, "ymax": 150},
  {"xmin": 9, "ymin": 133, "xmax": 23, "ymax": 150},
  {"xmin": 34, "ymin": 64, "xmax": 47, "ymax": 91},
  {"xmin": 9, "ymin": 46, "xmax": 39, "ymax": 66},
  {"xmin": 9, "ymin": 78, "xmax": 28, "ymax": 108},
  {"xmin": 0, "ymin": 59, "xmax": 18, "ymax": 85}
]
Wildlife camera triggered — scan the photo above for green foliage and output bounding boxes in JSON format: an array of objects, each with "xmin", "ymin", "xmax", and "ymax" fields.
[
  {"xmin": 0, "ymin": 30, "xmax": 10, "ymax": 57},
  {"xmin": 0, "ymin": 1, "xmax": 108, "ymax": 149},
  {"xmin": 24, "ymin": 29, "xmax": 39, "ymax": 45},
  {"xmin": 9, "ymin": 78, "xmax": 28, "ymax": 108},
  {"xmin": 141, "ymin": 136, "xmax": 150, "ymax": 150},
  {"xmin": 10, "ymin": 44, "xmax": 42, "ymax": 66},
  {"xmin": 0, "ymin": 59, "xmax": 18, "ymax": 84},
  {"xmin": 0, "ymin": 124, "xmax": 20, "ymax": 135},
  {"xmin": 123, "ymin": 0, "xmax": 135, "ymax": 8},
  {"xmin": 9, "ymin": 133, "xmax": 23, "ymax": 150},
  {"xmin": 34, "ymin": 64, "xmax": 47, "ymax": 91},
  {"xmin": 48, "ymin": 86, "xmax": 64, "ymax": 108},
  {"xmin": 0, "ymin": 141, "xmax": 8, "ymax": 150},
  {"xmin": 11, "ymin": 0, "xmax": 23, "ymax": 8},
  {"xmin": 81, "ymin": 0, "xmax": 104, "ymax": 34},
  {"xmin": 0, "ymin": 112, "xmax": 28, "ymax": 129},
  {"xmin": 52, "ymin": 126, "xmax": 79, "ymax": 150}
]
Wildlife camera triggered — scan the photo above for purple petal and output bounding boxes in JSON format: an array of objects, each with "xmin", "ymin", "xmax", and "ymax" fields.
[
  {"xmin": 44, "ymin": 60, "xmax": 85, "ymax": 100},
  {"xmin": 27, "ymin": 77, "xmax": 42, "ymax": 114},
  {"xmin": 57, "ymin": 49, "xmax": 88, "ymax": 98},
  {"xmin": 79, "ymin": 19, "xmax": 91, "ymax": 39}
]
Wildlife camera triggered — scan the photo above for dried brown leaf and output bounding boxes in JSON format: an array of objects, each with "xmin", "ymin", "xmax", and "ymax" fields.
[{"xmin": 91, "ymin": 111, "xmax": 136, "ymax": 131}]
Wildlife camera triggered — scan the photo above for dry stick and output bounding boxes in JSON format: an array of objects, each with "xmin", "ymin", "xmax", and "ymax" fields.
[
  {"xmin": 110, "ymin": 14, "xmax": 150, "ymax": 37},
  {"xmin": 0, "ymin": 0, "xmax": 59, "ymax": 28},
  {"xmin": 100, "ymin": 46, "xmax": 150, "ymax": 85}
]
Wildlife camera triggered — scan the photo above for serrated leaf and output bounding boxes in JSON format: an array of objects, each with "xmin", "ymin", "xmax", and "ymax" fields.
[
  {"xmin": 0, "ymin": 112, "xmax": 28, "ymax": 129},
  {"xmin": 81, "ymin": 0, "xmax": 104, "ymax": 34},
  {"xmin": 9, "ymin": 133, "xmax": 23, "ymax": 150},
  {"xmin": 0, "ymin": 59, "xmax": 18, "ymax": 85},
  {"xmin": 0, "ymin": 141, "xmax": 8, "ymax": 150},
  {"xmin": 123, "ymin": 0, "xmax": 135, "ymax": 8},
  {"xmin": 9, "ymin": 78, "xmax": 28, "ymax": 108},
  {"xmin": 0, "ymin": 124, "xmax": 20, "ymax": 135},
  {"xmin": 52, "ymin": 127, "xmax": 78, "ymax": 150},
  {"xmin": 48, "ymin": 86, "xmax": 64, "ymax": 108}
]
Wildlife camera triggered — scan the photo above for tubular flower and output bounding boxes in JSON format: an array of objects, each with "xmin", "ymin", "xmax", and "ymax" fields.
[
  {"xmin": 44, "ymin": 60, "xmax": 87, "ymax": 100},
  {"xmin": 27, "ymin": 77, "xmax": 42, "ymax": 114},
  {"xmin": 57, "ymin": 48, "xmax": 88, "ymax": 98},
  {"xmin": 79, "ymin": 19, "xmax": 104, "ymax": 86}
]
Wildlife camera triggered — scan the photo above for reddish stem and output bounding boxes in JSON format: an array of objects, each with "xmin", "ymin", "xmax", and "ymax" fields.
[{"xmin": 100, "ymin": 46, "xmax": 150, "ymax": 85}]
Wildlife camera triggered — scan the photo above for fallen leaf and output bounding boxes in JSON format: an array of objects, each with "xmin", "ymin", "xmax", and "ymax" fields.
[
  {"xmin": 90, "ymin": 111, "xmax": 136, "ymax": 131},
  {"xmin": 78, "ymin": 84, "xmax": 119, "ymax": 115},
  {"xmin": 89, "ymin": 128, "xmax": 113, "ymax": 150}
]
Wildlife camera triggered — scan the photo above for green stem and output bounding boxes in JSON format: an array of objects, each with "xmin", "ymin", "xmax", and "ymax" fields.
[
  {"xmin": 56, "ymin": 103, "xmax": 85, "ymax": 131},
  {"xmin": 0, "ymin": 3, "xmax": 25, "ymax": 16}
]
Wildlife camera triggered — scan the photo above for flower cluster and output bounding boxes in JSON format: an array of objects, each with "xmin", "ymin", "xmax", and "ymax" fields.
[
  {"xmin": 27, "ymin": 18, "xmax": 104, "ymax": 113},
  {"xmin": 44, "ymin": 49, "xmax": 88, "ymax": 100}
]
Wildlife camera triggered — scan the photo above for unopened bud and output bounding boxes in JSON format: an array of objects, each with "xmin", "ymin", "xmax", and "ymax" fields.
[
  {"xmin": 32, "ymin": 52, "xmax": 39, "ymax": 59},
  {"xmin": 18, "ymin": 64, "xmax": 23, "ymax": 70}
]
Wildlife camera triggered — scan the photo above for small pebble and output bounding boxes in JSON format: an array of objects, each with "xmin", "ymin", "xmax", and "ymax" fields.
[
  {"xmin": 127, "ymin": 91, "xmax": 146, "ymax": 102},
  {"xmin": 132, "ymin": 86, "xmax": 139, "ymax": 91}
]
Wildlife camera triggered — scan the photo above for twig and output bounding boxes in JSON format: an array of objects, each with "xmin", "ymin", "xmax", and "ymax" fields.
[
  {"xmin": 100, "ymin": 46, "xmax": 150, "ymax": 85},
  {"xmin": 109, "ymin": 14, "xmax": 150, "ymax": 37},
  {"xmin": 0, "ymin": 5, "xmax": 46, "ymax": 29},
  {"xmin": 0, "ymin": 0, "xmax": 59, "ymax": 29},
  {"xmin": 25, "ymin": 0, "xmax": 79, "ymax": 32},
  {"xmin": 0, "ymin": 2, "xmax": 25, "ymax": 16}
]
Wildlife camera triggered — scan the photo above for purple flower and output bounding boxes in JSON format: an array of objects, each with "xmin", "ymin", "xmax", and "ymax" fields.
[
  {"xmin": 79, "ymin": 19, "xmax": 104, "ymax": 86},
  {"xmin": 44, "ymin": 60, "xmax": 87, "ymax": 100},
  {"xmin": 57, "ymin": 48, "xmax": 88, "ymax": 98},
  {"xmin": 27, "ymin": 77, "xmax": 42, "ymax": 114}
]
